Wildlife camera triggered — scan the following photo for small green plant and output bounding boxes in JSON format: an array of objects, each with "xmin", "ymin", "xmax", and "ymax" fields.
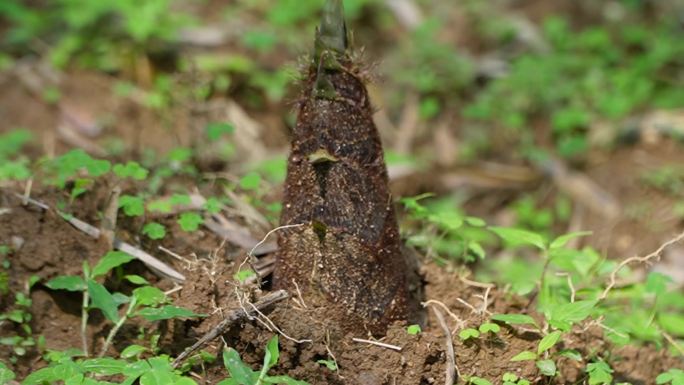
[
  {"xmin": 406, "ymin": 324, "xmax": 422, "ymax": 335},
  {"xmin": 502, "ymin": 372, "xmax": 530, "ymax": 385},
  {"xmin": 466, "ymin": 376, "xmax": 493, "ymax": 385},
  {"xmin": 400, "ymin": 194, "xmax": 491, "ymax": 263},
  {"xmin": 0, "ymin": 277, "xmax": 44, "ymax": 363},
  {"xmin": 459, "ymin": 328, "xmax": 480, "ymax": 341},
  {"xmin": 657, "ymin": 369, "xmax": 684, "ymax": 385},
  {"xmin": 218, "ymin": 335, "xmax": 309, "ymax": 385},
  {"xmin": 0, "ymin": 129, "xmax": 33, "ymax": 182},
  {"xmin": 316, "ymin": 359, "xmax": 338, "ymax": 372},
  {"xmin": 46, "ymin": 251, "xmax": 204, "ymax": 357},
  {"xmin": 23, "ymin": 351, "xmax": 197, "ymax": 385},
  {"xmin": 142, "ymin": 222, "xmax": 167, "ymax": 240},
  {"xmin": 0, "ymin": 249, "xmax": 10, "ymax": 296},
  {"xmin": 586, "ymin": 360, "xmax": 614, "ymax": 385},
  {"xmin": 0, "ymin": 361, "xmax": 16, "ymax": 383},
  {"xmin": 2, "ymin": 0, "xmax": 195, "ymax": 70}
]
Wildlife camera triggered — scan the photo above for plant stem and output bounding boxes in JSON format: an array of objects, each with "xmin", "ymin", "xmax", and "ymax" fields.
[
  {"xmin": 81, "ymin": 288, "xmax": 89, "ymax": 357},
  {"xmin": 98, "ymin": 296, "xmax": 137, "ymax": 358}
]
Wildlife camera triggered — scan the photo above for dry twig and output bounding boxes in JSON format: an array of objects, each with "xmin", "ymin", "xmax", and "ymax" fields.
[
  {"xmin": 351, "ymin": 338, "xmax": 402, "ymax": 352},
  {"xmin": 430, "ymin": 306, "xmax": 458, "ymax": 385},
  {"xmin": 172, "ymin": 290, "xmax": 289, "ymax": 368},
  {"xmin": 14, "ymin": 193, "xmax": 185, "ymax": 282},
  {"xmin": 599, "ymin": 230, "xmax": 684, "ymax": 300}
]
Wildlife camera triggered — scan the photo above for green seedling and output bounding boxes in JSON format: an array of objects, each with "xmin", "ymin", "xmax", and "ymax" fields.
[
  {"xmin": 478, "ymin": 322, "xmax": 500, "ymax": 335},
  {"xmin": 407, "ymin": 324, "xmax": 422, "ymax": 335},
  {"xmin": 316, "ymin": 359, "xmax": 337, "ymax": 371},
  {"xmin": 178, "ymin": 212, "xmax": 203, "ymax": 232},
  {"xmin": 142, "ymin": 222, "xmax": 167, "ymax": 240},
  {"xmin": 46, "ymin": 251, "xmax": 204, "ymax": 357},
  {"xmin": 467, "ymin": 376, "xmax": 493, "ymax": 385},
  {"xmin": 218, "ymin": 335, "xmax": 309, "ymax": 385},
  {"xmin": 586, "ymin": 360, "xmax": 614, "ymax": 385},
  {"xmin": 23, "ymin": 353, "xmax": 197, "ymax": 385},
  {"xmin": 509, "ymin": 330, "xmax": 565, "ymax": 377},
  {"xmin": 657, "ymin": 369, "xmax": 684, "ymax": 385},
  {"xmin": 0, "ymin": 129, "xmax": 33, "ymax": 181},
  {"xmin": 459, "ymin": 328, "xmax": 480, "ymax": 341},
  {"xmin": 400, "ymin": 194, "xmax": 491, "ymax": 263},
  {"xmin": 502, "ymin": 372, "xmax": 530, "ymax": 385},
  {"xmin": 0, "ymin": 284, "xmax": 45, "ymax": 362}
]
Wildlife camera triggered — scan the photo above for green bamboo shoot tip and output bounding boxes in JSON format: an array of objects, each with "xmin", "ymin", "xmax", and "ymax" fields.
[{"xmin": 315, "ymin": 0, "xmax": 348, "ymax": 55}]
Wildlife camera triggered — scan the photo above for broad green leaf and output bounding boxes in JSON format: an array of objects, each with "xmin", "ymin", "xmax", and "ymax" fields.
[
  {"xmin": 459, "ymin": 328, "xmax": 480, "ymax": 340},
  {"xmin": 177, "ymin": 212, "xmax": 203, "ymax": 232},
  {"xmin": 81, "ymin": 357, "xmax": 127, "ymax": 375},
  {"xmin": 125, "ymin": 275, "xmax": 149, "ymax": 285},
  {"xmin": 265, "ymin": 335, "xmax": 280, "ymax": 369},
  {"xmin": 489, "ymin": 227, "xmax": 546, "ymax": 250},
  {"xmin": 316, "ymin": 359, "xmax": 337, "ymax": 371},
  {"xmin": 646, "ymin": 272, "xmax": 673, "ymax": 296},
  {"xmin": 87, "ymin": 280, "xmax": 120, "ymax": 323},
  {"xmin": 139, "ymin": 357, "xmax": 175, "ymax": 385},
  {"xmin": 549, "ymin": 231, "xmax": 592, "ymax": 249},
  {"xmin": 121, "ymin": 344, "xmax": 148, "ymax": 359},
  {"xmin": 203, "ymin": 197, "xmax": 222, "ymax": 214},
  {"xmin": 586, "ymin": 361, "xmax": 613, "ymax": 385},
  {"xmin": 142, "ymin": 223, "xmax": 166, "ymax": 240},
  {"xmin": 136, "ymin": 305, "xmax": 205, "ymax": 321},
  {"xmin": 92, "ymin": 251, "xmax": 136, "ymax": 278},
  {"xmin": 407, "ymin": 324, "xmax": 422, "ymax": 335},
  {"xmin": 205, "ymin": 122, "xmax": 235, "ymax": 141},
  {"xmin": 239, "ymin": 172, "xmax": 261, "ymax": 190},
  {"xmin": 479, "ymin": 322, "xmax": 500, "ymax": 334},
  {"xmin": 0, "ymin": 362, "xmax": 15, "ymax": 384},
  {"xmin": 46, "ymin": 275, "xmax": 86, "ymax": 291},
  {"xmin": 537, "ymin": 331, "xmax": 562, "ymax": 355},
  {"xmin": 119, "ymin": 195, "xmax": 145, "ymax": 217},
  {"xmin": 546, "ymin": 300, "xmax": 597, "ymax": 331},
  {"xmin": 656, "ymin": 368, "xmax": 684, "ymax": 385},
  {"xmin": 468, "ymin": 241, "xmax": 486, "ymax": 260},
  {"xmin": 468, "ymin": 376, "xmax": 493, "ymax": 385},
  {"xmin": 132, "ymin": 286, "xmax": 167, "ymax": 307},
  {"xmin": 658, "ymin": 313, "xmax": 684, "ymax": 336},
  {"xmin": 263, "ymin": 376, "xmax": 310, "ymax": 385},
  {"xmin": 558, "ymin": 349, "xmax": 582, "ymax": 361},
  {"xmin": 233, "ymin": 269, "xmax": 256, "ymax": 283},
  {"xmin": 427, "ymin": 211, "xmax": 463, "ymax": 231},
  {"xmin": 175, "ymin": 377, "xmax": 198, "ymax": 385},
  {"xmin": 170, "ymin": 194, "xmax": 192, "ymax": 206},
  {"xmin": 510, "ymin": 351, "xmax": 537, "ymax": 361},
  {"xmin": 465, "ymin": 216, "xmax": 486, "ymax": 227},
  {"xmin": 23, "ymin": 367, "xmax": 59, "ymax": 385},
  {"xmin": 491, "ymin": 314, "xmax": 538, "ymax": 327},
  {"xmin": 85, "ymin": 159, "xmax": 111, "ymax": 177},
  {"xmin": 536, "ymin": 359, "xmax": 557, "ymax": 376},
  {"xmin": 113, "ymin": 162, "xmax": 149, "ymax": 180},
  {"xmin": 216, "ymin": 379, "xmax": 239, "ymax": 385},
  {"xmin": 222, "ymin": 348, "xmax": 257, "ymax": 384}
]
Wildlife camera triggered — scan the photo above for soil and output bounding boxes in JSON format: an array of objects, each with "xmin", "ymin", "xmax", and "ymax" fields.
[
  {"xmin": 2, "ymin": 186, "xmax": 683, "ymax": 384},
  {"xmin": 2, "ymin": 2, "xmax": 684, "ymax": 383}
]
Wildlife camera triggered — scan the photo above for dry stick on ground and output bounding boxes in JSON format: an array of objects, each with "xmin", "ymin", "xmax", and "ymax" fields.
[
  {"xmin": 171, "ymin": 289, "xmax": 289, "ymax": 368},
  {"xmin": 599, "ymin": 230, "xmax": 684, "ymax": 300},
  {"xmin": 351, "ymin": 338, "xmax": 402, "ymax": 352},
  {"xmin": 14, "ymin": 193, "xmax": 185, "ymax": 282},
  {"xmin": 429, "ymin": 305, "xmax": 458, "ymax": 385},
  {"xmin": 101, "ymin": 186, "xmax": 121, "ymax": 249}
]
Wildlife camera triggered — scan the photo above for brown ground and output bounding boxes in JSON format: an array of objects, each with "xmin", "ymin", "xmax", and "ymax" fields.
[
  {"xmin": 2, "ymin": 1, "xmax": 684, "ymax": 382},
  {"xmin": 2, "ymin": 184, "xmax": 683, "ymax": 384}
]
